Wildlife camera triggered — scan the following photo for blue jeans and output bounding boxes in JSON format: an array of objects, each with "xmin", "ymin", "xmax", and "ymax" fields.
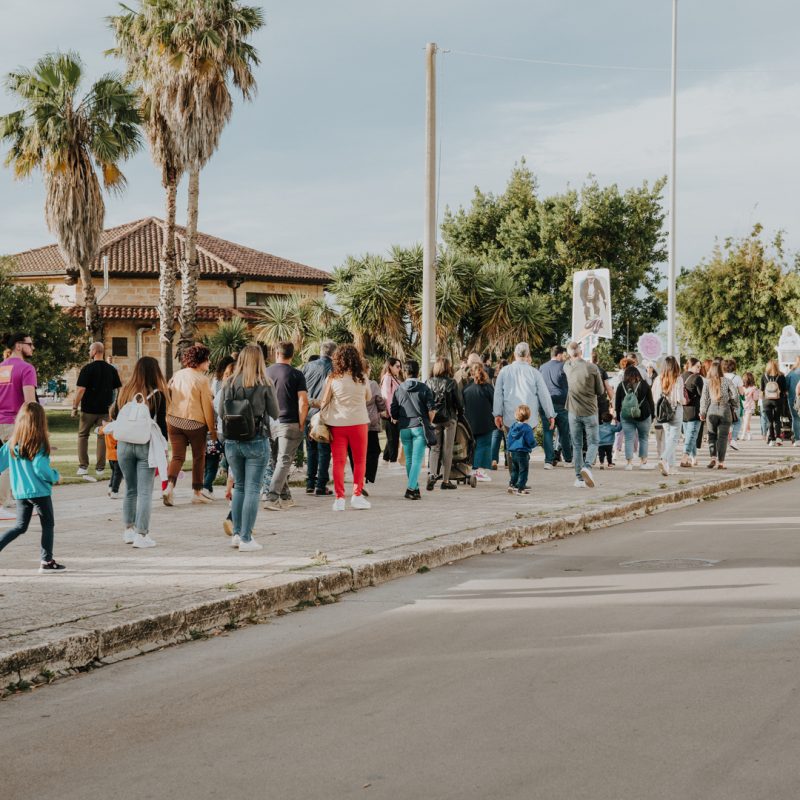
[
  {"xmin": 509, "ymin": 451, "xmax": 530, "ymax": 489},
  {"xmin": 0, "ymin": 495, "xmax": 55, "ymax": 562},
  {"xmin": 569, "ymin": 413, "xmax": 599, "ymax": 477},
  {"xmin": 226, "ymin": 436, "xmax": 269, "ymax": 542},
  {"xmin": 790, "ymin": 407, "xmax": 800, "ymax": 441},
  {"xmin": 660, "ymin": 405, "xmax": 683, "ymax": 467},
  {"xmin": 621, "ymin": 417, "xmax": 651, "ymax": 462},
  {"xmin": 118, "ymin": 441, "xmax": 155, "ymax": 535},
  {"xmin": 542, "ymin": 403, "xmax": 572, "ymax": 464},
  {"xmin": 203, "ymin": 452, "xmax": 221, "ymax": 492},
  {"xmin": 305, "ymin": 421, "xmax": 331, "ymax": 491},
  {"xmin": 491, "ymin": 427, "xmax": 505, "ymax": 466},
  {"xmin": 682, "ymin": 419, "xmax": 701, "ymax": 457},
  {"xmin": 400, "ymin": 426, "xmax": 427, "ymax": 490},
  {"xmin": 473, "ymin": 432, "xmax": 493, "ymax": 470}
]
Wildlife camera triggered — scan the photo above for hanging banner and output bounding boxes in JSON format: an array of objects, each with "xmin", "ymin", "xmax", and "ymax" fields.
[{"xmin": 572, "ymin": 268, "xmax": 612, "ymax": 341}]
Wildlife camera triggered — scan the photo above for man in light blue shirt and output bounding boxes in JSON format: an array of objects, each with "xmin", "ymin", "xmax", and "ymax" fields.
[
  {"xmin": 493, "ymin": 342, "xmax": 555, "ymax": 435},
  {"xmin": 785, "ymin": 358, "xmax": 800, "ymax": 444}
]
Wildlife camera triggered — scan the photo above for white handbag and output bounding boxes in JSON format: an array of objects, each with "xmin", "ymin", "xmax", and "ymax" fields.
[{"xmin": 108, "ymin": 391, "xmax": 158, "ymax": 444}]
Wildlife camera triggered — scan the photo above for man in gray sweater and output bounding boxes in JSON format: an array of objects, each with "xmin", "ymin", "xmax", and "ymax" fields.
[{"xmin": 563, "ymin": 340, "xmax": 605, "ymax": 489}]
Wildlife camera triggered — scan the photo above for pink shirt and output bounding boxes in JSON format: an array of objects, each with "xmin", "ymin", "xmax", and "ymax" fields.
[
  {"xmin": 381, "ymin": 373, "xmax": 400, "ymax": 409},
  {"xmin": 0, "ymin": 358, "xmax": 37, "ymax": 424}
]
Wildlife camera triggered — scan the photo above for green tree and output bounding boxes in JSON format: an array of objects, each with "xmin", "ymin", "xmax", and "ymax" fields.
[
  {"xmin": 0, "ymin": 52, "xmax": 141, "ymax": 338},
  {"xmin": 204, "ymin": 317, "xmax": 249, "ymax": 367},
  {"xmin": 677, "ymin": 225, "xmax": 800, "ymax": 371},
  {"xmin": 442, "ymin": 160, "xmax": 667, "ymax": 360},
  {"xmin": 0, "ymin": 261, "xmax": 88, "ymax": 381}
]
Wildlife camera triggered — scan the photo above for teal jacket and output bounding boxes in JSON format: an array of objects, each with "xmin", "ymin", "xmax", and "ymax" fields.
[{"xmin": 0, "ymin": 443, "xmax": 60, "ymax": 499}]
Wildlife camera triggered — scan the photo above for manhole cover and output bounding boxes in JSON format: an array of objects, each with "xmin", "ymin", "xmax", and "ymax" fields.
[{"xmin": 619, "ymin": 558, "xmax": 719, "ymax": 569}]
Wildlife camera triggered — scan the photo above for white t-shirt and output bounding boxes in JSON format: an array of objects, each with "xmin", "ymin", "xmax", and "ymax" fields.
[{"xmin": 652, "ymin": 375, "xmax": 685, "ymax": 406}]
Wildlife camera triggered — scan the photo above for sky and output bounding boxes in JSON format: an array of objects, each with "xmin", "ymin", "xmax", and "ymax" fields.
[{"xmin": 1, "ymin": 0, "xmax": 799, "ymax": 277}]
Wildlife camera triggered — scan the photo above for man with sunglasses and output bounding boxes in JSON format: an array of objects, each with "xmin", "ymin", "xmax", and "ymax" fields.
[{"xmin": 0, "ymin": 333, "xmax": 38, "ymax": 518}]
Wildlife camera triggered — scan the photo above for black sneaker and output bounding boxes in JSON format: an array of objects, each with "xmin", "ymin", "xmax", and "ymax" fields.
[
  {"xmin": 305, "ymin": 486, "xmax": 315, "ymax": 494},
  {"xmin": 404, "ymin": 489, "xmax": 416, "ymax": 500},
  {"xmin": 426, "ymin": 476, "xmax": 436, "ymax": 491},
  {"xmin": 39, "ymin": 559, "xmax": 66, "ymax": 574},
  {"xmin": 361, "ymin": 488, "xmax": 369, "ymax": 498},
  {"xmin": 441, "ymin": 481, "xmax": 457, "ymax": 490},
  {"xmin": 412, "ymin": 488, "xmax": 421, "ymax": 499},
  {"xmin": 314, "ymin": 488, "xmax": 334, "ymax": 497}
]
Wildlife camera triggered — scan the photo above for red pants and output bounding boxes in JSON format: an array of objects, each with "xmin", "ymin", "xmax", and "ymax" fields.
[{"xmin": 330, "ymin": 424, "xmax": 368, "ymax": 499}]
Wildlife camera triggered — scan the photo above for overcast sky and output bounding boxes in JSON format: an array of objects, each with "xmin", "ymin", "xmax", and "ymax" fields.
[{"xmin": 1, "ymin": 0, "xmax": 799, "ymax": 276}]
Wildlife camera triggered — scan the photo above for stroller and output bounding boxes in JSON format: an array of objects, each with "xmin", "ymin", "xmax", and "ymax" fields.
[{"xmin": 426, "ymin": 413, "xmax": 478, "ymax": 490}]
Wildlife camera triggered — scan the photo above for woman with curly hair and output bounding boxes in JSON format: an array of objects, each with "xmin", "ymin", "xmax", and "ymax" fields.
[
  {"xmin": 318, "ymin": 344, "xmax": 372, "ymax": 511},
  {"xmin": 163, "ymin": 344, "xmax": 216, "ymax": 507}
]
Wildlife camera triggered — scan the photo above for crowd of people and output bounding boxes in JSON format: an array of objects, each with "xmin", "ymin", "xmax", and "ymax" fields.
[{"xmin": 2, "ymin": 329, "xmax": 800, "ymax": 572}]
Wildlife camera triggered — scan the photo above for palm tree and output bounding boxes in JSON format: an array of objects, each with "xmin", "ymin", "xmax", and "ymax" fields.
[
  {"xmin": 204, "ymin": 316, "xmax": 249, "ymax": 366},
  {"xmin": 109, "ymin": 1, "xmax": 184, "ymax": 376},
  {"xmin": 0, "ymin": 53, "xmax": 141, "ymax": 337},
  {"xmin": 156, "ymin": 0, "xmax": 264, "ymax": 356},
  {"xmin": 253, "ymin": 295, "xmax": 309, "ymax": 351}
]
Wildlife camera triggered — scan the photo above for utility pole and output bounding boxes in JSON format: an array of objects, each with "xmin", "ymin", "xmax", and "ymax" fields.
[
  {"xmin": 667, "ymin": 0, "xmax": 678, "ymax": 357},
  {"xmin": 422, "ymin": 42, "xmax": 437, "ymax": 380}
]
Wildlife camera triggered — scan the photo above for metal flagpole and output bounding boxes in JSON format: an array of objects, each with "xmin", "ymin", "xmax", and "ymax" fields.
[
  {"xmin": 422, "ymin": 42, "xmax": 438, "ymax": 380},
  {"xmin": 667, "ymin": 0, "xmax": 678, "ymax": 357}
]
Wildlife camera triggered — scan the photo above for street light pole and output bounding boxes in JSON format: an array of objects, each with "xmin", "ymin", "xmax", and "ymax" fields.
[
  {"xmin": 422, "ymin": 42, "xmax": 437, "ymax": 381},
  {"xmin": 667, "ymin": 0, "xmax": 678, "ymax": 357}
]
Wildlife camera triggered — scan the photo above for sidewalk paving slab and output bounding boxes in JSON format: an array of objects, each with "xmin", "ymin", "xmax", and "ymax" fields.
[{"xmin": 1, "ymin": 439, "xmax": 798, "ymax": 688}]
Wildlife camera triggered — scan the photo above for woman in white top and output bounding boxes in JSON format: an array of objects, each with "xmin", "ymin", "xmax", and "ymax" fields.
[
  {"xmin": 319, "ymin": 344, "xmax": 371, "ymax": 511},
  {"xmin": 651, "ymin": 356, "xmax": 685, "ymax": 476}
]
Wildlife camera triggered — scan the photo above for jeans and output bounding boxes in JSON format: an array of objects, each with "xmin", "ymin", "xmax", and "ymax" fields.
[
  {"xmin": 790, "ymin": 407, "xmax": 800, "ymax": 441},
  {"xmin": 400, "ymin": 426, "xmax": 427, "ymax": 490},
  {"xmin": 569, "ymin": 413, "xmax": 599, "ymax": 477},
  {"xmin": 429, "ymin": 419, "xmax": 457, "ymax": 481},
  {"xmin": 491, "ymin": 427, "xmax": 505, "ymax": 466},
  {"xmin": 682, "ymin": 419, "xmax": 701, "ymax": 457},
  {"xmin": 78, "ymin": 411, "xmax": 107, "ymax": 470},
  {"xmin": 117, "ymin": 441, "xmax": 155, "ymax": 535},
  {"xmin": 382, "ymin": 418, "xmax": 400, "ymax": 462},
  {"xmin": 225, "ymin": 437, "xmax": 269, "ymax": 541},
  {"xmin": 267, "ymin": 421, "xmax": 304, "ymax": 502},
  {"xmin": 621, "ymin": 417, "xmax": 651, "ymax": 461},
  {"xmin": 542, "ymin": 403, "xmax": 572, "ymax": 464},
  {"xmin": 203, "ymin": 451, "xmax": 221, "ymax": 493},
  {"xmin": 108, "ymin": 460, "xmax": 123, "ymax": 493},
  {"xmin": 472, "ymin": 432, "xmax": 493, "ymax": 470},
  {"xmin": 0, "ymin": 495, "xmax": 55, "ymax": 561},
  {"xmin": 509, "ymin": 451, "xmax": 530, "ymax": 490},
  {"xmin": 707, "ymin": 407, "xmax": 732, "ymax": 461},
  {"xmin": 305, "ymin": 421, "xmax": 331, "ymax": 491},
  {"xmin": 0, "ymin": 423, "xmax": 13, "ymax": 507},
  {"xmin": 660, "ymin": 405, "xmax": 683, "ymax": 467}
]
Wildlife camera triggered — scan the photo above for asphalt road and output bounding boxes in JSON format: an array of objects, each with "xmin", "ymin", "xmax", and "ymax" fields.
[{"xmin": 4, "ymin": 479, "xmax": 800, "ymax": 800}]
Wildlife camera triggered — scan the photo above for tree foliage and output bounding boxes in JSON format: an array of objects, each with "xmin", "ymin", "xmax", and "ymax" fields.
[
  {"xmin": 677, "ymin": 225, "xmax": 800, "ymax": 371},
  {"xmin": 441, "ymin": 160, "xmax": 667, "ymax": 360},
  {"xmin": 0, "ymin": 261, "xmax": 88, "ymax": 381}
]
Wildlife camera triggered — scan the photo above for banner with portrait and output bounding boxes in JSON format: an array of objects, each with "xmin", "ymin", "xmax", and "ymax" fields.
[{"xmin": 571, "ymin": 268, "xmax": 612, "ymax": 342}]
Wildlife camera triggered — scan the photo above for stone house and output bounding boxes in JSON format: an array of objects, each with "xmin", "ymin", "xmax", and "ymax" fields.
[{"xmin": 7, "ymin": 217, "xmax": 330, "ymax": 381}]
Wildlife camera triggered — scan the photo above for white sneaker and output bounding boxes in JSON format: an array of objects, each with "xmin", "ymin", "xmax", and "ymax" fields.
[
  {"xmin": 474, "ymin": 469, "xmax": 492, "ymax": 482},
  {"xmin": 123, "ymin": 526, "xmax": 136, "ymax": 544},
  {"xmin": 200, "ymin": 487, "xmax": 214, "ymax": 500},
  {"xmin": 350, "ymin": 494, "xmax": 371, "ymax": 510},
  {"xmin": 132, "ymin": 533, "xmax": 156, "ymax": 548},
  {"xmin": 332, "ymin": 498, "xmax": 346, "ymax": 511},
  {"xmin": 574, "ymin": 478, "xmax": 586, "ymax": 488},
  {"xmin": 95, "ymin": 467, "xmax": 105, "ymax": 476},
  {"xmin": 640, "ymin": 462, "xmax": 656, "ymax": 470},
  {"xmin": 76, "ymin": 467, "xmax": 89, "ymax": 476},
  {"xmin": 624, "ymin": 463, "xmax": 633, "ymax": 471},
  {"xmin": 793, "ymin": 442, "xmax": 800, "ymax": 448},
  {"xmin": 580, "ymin": 467, "xmax": 595, "ymax": 487},
  {"xmin": 108, "ymin": 490, "xmax": 120, "ymax": 499},
  {"xmin": 239, "ymin": 538, "xmax": 263, "ymax": 551},
  {"xmin": 82, "ymin": 474, "xmax": 98, "ymax": 483},
  {"xmin": 768, "ymin": 441, "xmax": 775, "ymax": 447},
  {"xmin": 230, "ymin": 534, "xmax": 241, "ymax": 548},
  {"xmin": 543, "ymin": 463, "xmax": 553, "ymax": 471}
]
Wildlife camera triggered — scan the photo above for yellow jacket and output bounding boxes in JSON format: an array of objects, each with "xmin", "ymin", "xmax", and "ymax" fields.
[{"xmin": 167, "ymin": 367, "xmax": 216, "ymax": 435}]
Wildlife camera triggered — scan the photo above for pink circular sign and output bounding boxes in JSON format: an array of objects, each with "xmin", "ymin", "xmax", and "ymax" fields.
[{"xmin": 637, "ymin": 333, "xmax": 663, "ymax": 362}]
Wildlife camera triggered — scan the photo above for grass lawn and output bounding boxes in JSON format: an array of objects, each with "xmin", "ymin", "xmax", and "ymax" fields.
[{"xmin": 46, "ymin": 409, "xmax": 194, "ymax": 486}]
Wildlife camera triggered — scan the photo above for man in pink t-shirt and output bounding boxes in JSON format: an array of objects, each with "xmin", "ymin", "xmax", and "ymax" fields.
[{"xmin": 0, "ymin": 333, "xmax": 38, "ymax": 513}]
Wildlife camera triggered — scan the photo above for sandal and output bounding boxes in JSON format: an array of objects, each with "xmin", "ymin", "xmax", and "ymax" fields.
[
  {"xmin": 707, "ymin": 458, "xmax": 717, "ymax": 469},
  {"xmin": 717, "ymin": 463, "xmax": 727, "ymax": 470}
]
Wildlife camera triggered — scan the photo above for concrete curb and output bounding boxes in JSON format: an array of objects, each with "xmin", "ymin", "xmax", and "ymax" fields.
[{"xmin": 2, "ymin": 461, "xmax": 798, "ymax": 691}]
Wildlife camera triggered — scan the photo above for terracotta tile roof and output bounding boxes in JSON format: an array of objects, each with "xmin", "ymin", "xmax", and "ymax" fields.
[
  {"xmin": 64, "ymin": 305, "xmax": 247, "ymax": 322},
  {"xmin": 8, "ymin": 217, "xmax": 330, "ymax": 285}
]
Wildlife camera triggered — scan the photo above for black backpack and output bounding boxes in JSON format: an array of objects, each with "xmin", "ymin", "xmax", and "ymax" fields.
[
  {"xmin": 222, "ymin": 385, "xmax": 264, "ymax": 441},
  {"xmin": 429, "ymin": 377, "xmax": 453, "ymax": 425},
  {"xmin": 655, "ymin": 393, "xmax": 676, "ymax": 424}
]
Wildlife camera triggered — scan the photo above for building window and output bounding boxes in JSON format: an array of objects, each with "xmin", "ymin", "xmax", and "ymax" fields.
[
  {"xmin": 246, "ymin": 292, "xmax": 286, "ymax": 307},
  {"xmin": 112, "ymin": 337, "xmax": 128, "ymax": 357}
]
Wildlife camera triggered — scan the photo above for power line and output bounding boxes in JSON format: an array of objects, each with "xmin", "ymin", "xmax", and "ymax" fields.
[{"xmin": 448, "ymin": 48, "xmax": 800, "ymax": 74}]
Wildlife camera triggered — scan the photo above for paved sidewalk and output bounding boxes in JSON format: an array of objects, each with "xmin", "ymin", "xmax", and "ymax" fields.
[{"xmin": 2, "ymin": 437, "xmax": 799, "ymax": 684}]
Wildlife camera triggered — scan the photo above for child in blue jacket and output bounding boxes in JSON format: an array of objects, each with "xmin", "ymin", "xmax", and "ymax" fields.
[
  {"xmin": 598, "ymin": 411, "xmax": 622, "ymax": 468},
  {"xmin": 0, "ymin": 402, "xmax": 63, "ymax": 573},
  {"xmin": 506, "ymin": 404, "xmax": 536, "ymax": 495}
]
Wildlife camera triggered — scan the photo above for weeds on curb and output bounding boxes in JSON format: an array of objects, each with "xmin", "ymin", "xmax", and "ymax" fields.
[
  {"xmin": 5, "ymin": 679, "xmax": 31, "ymax": 694},
  {"xmin": 417, "ymin": 565, "xmax": 430, "ymax": 574},
  {"xmin": 602, "ymin": 495, "xmax": 623, "ymax": 502},
  {"xmin": 188, "ymin": 629, "xmax": 208, "ymax": 641},
  {"xmin": 659, "ymin": 483, "xmax": 669, "ymax": 489},
  {"xmin": 223, "ymin": 583, "xmax": 238, "ymax": 592},
  {"xmin": 223, "ymin": 617, "xmax": 239, "ymax": 631},
  {"xmin": 362, "ymin": 549, "xmax": 374, "ymax": 555},
  {"xmin": 678, "ymin": 479, "xmax": 690, "ymax": 485}
]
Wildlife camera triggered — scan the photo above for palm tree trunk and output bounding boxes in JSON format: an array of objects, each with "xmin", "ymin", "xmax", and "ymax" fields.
[
  {"xmin": 178, "ymin": 165, "xmax": 200, "ymax": 358},
  {"xmin": 159, "ymin": 173, "xmax": 178, "ymax": 378},
  {"xmin": 81, "ymin": 265, "xmax": 103, "ymax": 340}
]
